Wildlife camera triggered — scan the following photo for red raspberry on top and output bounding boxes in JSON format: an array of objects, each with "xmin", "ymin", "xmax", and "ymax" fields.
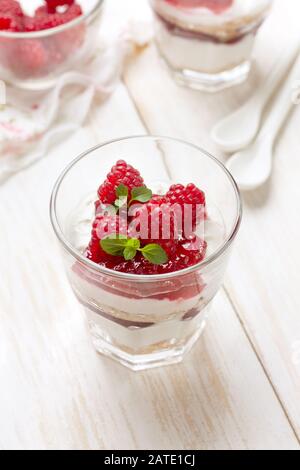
[
  {"xmin": 131, "ymin": 195, "xmax": 180, "ymax": 243},
  {"xmin": 45, "ymin": 0, "xmax": 75, "ymax": 14},
  {"xmin": 165, "ymin": 0, "xmax": 233, "ymax": 13},
  {"xmin": 35, "ymin": 6, "xmax": 48, "ymax": 17},
  {"xmin": 86, "ymin": 160, "xmax": 208, "ymax": 275},
  {"xmin": 86, "ymin": 214, "xmax": 128, "ymax": 264},
  {"xmin": 63, "ymin": 3, "xmax": 82, "ymax": 20},
  {"xmin": 0, "ymin": 0, "xmax": 24, "ymax": 17},
  {"xmin": 24, "ymin": 3, "xmax": 82, "ymax": 32},
  {"xmin": 0, "ymin": 0, "xmax": 23, "ymax": 31},
  {"xmin": 22, "ymin": 16, "xmax": 36, "ymax": 32},
  {"xmin": 105, "ymin": 236, "xmax": 207, "ymax": 275},
  {"xmin": 166, "ymin": 183, "xmax": 206, "ymax": 231},
  {"xmin": 24, "ymin": 14, "xmax": 66, "ymax": 32},
  {"xmin": 0, "ymin": 15, "xmax": 10, "ymax": 29},
  {"xmin": 98, "ymin": 160, "xmax": 145, "ymax": 205},
  {"xmin": 0, "ymin": 13, "xmax": 22, "ymax": 30}
]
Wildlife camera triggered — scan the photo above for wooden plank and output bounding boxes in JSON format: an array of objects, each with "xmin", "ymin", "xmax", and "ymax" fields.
[
  {"xmin": 0, "ymin": 77, "xmax": 298, "ymax": 449},
  {"xmin": 123, "ymin": 0, "xmax": 300, "ymax": 439}
]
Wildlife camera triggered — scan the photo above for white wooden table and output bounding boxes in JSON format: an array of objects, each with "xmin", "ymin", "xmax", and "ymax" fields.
[{"xmin": 0, "ymin": 0, "xmax": 300, "ymax": 450}]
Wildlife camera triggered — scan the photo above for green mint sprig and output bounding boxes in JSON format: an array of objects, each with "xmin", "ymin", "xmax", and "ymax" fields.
[
  {"xmin": 130, "ymin": 186, "xmax": 152, "ymax": 204},
  {"xmin": 114, "ymin": 184, "xmax": 152, "ymax": 210},
  {"xmin": 100, "ymin": 235, "xmax": 168, "ymax": 265},
  {"xmin": 114, "ymin": 184, "xmax": 129, "ymax": 209}
]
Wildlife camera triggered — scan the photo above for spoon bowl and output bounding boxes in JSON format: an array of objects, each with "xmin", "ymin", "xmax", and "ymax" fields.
[
  {"xmin": 226, "ymin": 52, "xmax": 300, "ymax": 191},
  {"xmin": 226, "ymin": 134, "xmax": 273, "ymax": 191},
  {"xmin": 212, "ymin": 103, "xmax": 261, "ymax": 153},
  {"xmin": 212, "ymin": 40, "xmax": 300, "ymax": 153}
]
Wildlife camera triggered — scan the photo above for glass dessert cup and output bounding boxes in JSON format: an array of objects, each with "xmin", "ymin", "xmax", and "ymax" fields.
[
  {"xmin": 150, "ymin": 0, "xmax": 273, "ymax": 92},
  {"xmin": 50, "ymin": 136, "xmax": 242, "ymax": 370},
  {"xmin": 0, "ymin": 0, "xmax": 104, "ymax": 91}
]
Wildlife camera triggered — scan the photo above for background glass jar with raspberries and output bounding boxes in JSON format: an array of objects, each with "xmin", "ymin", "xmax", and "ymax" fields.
[{"xmin": 0, "ymin": 0, "xmax": 104, "ymax": 90}]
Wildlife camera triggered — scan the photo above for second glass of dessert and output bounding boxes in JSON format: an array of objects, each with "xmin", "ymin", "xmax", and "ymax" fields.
[
  {"xmin": 0, "ymin": 0, "xmax": 103, "ymax": 90},
  {"xmin": 150, "ymin": 0, "xmax": 273, "ymax": 91},
  {"xmin": 50, "ymin": 136, "xmax": 242, "ymax": 370}
]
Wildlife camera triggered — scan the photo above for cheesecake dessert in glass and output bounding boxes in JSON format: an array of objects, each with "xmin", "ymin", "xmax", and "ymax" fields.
[
  {"xmin": 50, "ymin": 136, "xmax": 242, "ymax": 370},
  {"xmin": 150, "ymin": 0, "xmax": 273, "ymax": 91}
]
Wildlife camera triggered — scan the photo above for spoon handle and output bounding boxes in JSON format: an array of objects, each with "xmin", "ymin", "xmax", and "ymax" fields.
[
  {"xmin": 260, "ymin": 56, "xmax": 300, "ymax": 141},
  {"xmin": 259, "ymin": 53, "xmax": 300, "ymax": 139},
  {"xmin": 251, "ymin": 38, "xmax": 300, "ymax": 109}
]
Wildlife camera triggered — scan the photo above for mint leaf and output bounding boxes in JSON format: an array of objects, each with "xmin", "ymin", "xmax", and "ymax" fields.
[
  {"xmin": 123, "ymin": 246, "xmax": 137, "ymax": 260},
  {"xmin": 141, "ymin": 244, "xmax": 168, "ymax": 265},
  {"xmin": 114, "ymin": 197, "xmax": 127, "ymax": 209},
  {"xmin": 100, "ymin": 236, "xmax": 168, "ymax": 265},
  {"xmin": 100, "ymin": 235, "xmax": 128, "ymax": 256},
  {"xmin": 130, "ymin": 186, "xmax": 152, "ymax": 204},
  {"xmin": 116, "ymin": 184, "xmax": 128, "ymax": 198},
  {"xmin": 115, "ymin": 185, "xmax": 129, "ymax": 211},
  {"xmin": 127, "ymin": 238, "xmax": 140, "ymax": 250}
]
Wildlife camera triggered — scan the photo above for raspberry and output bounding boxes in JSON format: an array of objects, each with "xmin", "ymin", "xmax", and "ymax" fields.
[
  {"xmin": 63, "ymin": 3, "xmax": 82, "ymax": 20},
  {"xmin": 0, "ymin": 0, "xmax": 82, "ymax": 32},
  {"xmin": 161, "ymin": 237, "xmax": 206, "ymax": 273},
  {"xmin": 35, "ymin": 6, "xmax": 48, "ymax": 16},
  {"xmin": 22, "ymin": 16, "xmax": 36, "ymax": 32},
  {"xmin": 101, "ymin": 237, "xmax": 207, "ymax": 275},
  {"xmin": 86, "ymin": 161, "xmax": 208, "ymax": 275},
  {"xmin": 45, "ymin": 0, "xmax": 75, "ymax": 14},
  {"xmin": 0, "ymin": 13, "xmax": 21, "ymax": 30},
  {"xmin": 94, "ymin": 200, "xmax": 101, "ymax": 214},
  {"xmin": 17, "ymin": 39, "xmax": 48, "ymax": 72},
  {"xmin": 86, "ymin": 214, "xmax": 129, "ymax": 264},
  {"xmin": 86, "ymin": 201, "xmax": 207, "ymax": 274},
  {"xmin": 131, "ymin": 195, "xmax": 179, "ymax": 242},
  {"xmin": 52, "ymin": 5, "xmax": 85, "ymax": 55},
  {"xmin": 26, "ymin": 3, "xmax": 82, "ymax": 32},
  {"xmin": 0, "ymin": 0, "xmax": 23, "ymax": 31},
  {"xmin": 0, "ymin": 0, "xmax": 23, "ymax": 18},
  {"xmin": 98, "ymin": 160, "xmax": 144, "ymax": 205},
  {"xmin": 0, "ymin": 15, "xmax": 10, "ymax": 29},
  {"xmin": 28, "ymin": 13, "xmax": 66, "ymax": 31},
  {"xmin": 166, "ymin": 183, "xmax": 206, "ymax": 230},
  {"xmin": 165, "ymin": 0, "xmax": 233, "ymax": 13}
]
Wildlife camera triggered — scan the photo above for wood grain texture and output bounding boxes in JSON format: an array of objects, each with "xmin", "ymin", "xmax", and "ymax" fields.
[
  {"xmin": 123, "ymin": 0, "xmax": 300, "ymax": 441},
  {"xmin": 0, "ymin": 0, "xmax": 299, "ymax": 450}
]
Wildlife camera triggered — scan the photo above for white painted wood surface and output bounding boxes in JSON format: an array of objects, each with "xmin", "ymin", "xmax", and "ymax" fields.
[{"xmin": 0, "ymin": 0, "xmax": 300, "ymax": 450}]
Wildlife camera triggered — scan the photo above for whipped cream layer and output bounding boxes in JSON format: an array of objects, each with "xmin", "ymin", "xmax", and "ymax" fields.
[
  {"xmin": 151, "ymin": 0, "xmax": 272, "ymax": 39},
  {"xmin": 86, "ymin": 299, "xmax": 210, "ymax": 353},
  {"xmin": 155, "ymin": 20, "xmax": 255, "ymax": 73},
  {"xmin": 72, "ymin": 273, "xmax": 203, "ymax": 321}
]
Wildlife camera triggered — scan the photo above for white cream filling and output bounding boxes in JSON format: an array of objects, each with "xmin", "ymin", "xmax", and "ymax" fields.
[
  {"xmin": 155, "ymin": 22, "xmax": 255, "ymax": 73},
  {"xmin": 72, "ymin": 275, "xmax": 202, "ymax": 319},
  {"xmin": 87, "ymin": 302, "xmax": 210, "ymax": 351}
]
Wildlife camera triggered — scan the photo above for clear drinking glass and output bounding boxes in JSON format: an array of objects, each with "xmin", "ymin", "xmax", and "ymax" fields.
[
  {"xmin": 150, "ymin": 0, "xmax": 273, "ymax": 92},
  {"xmin": 0, "ymin": 0, "xmax": 104, "ymax": 91},
  {"xmin": 50, "ymin": 136, "xmax": 242, "ymax": 370}
]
